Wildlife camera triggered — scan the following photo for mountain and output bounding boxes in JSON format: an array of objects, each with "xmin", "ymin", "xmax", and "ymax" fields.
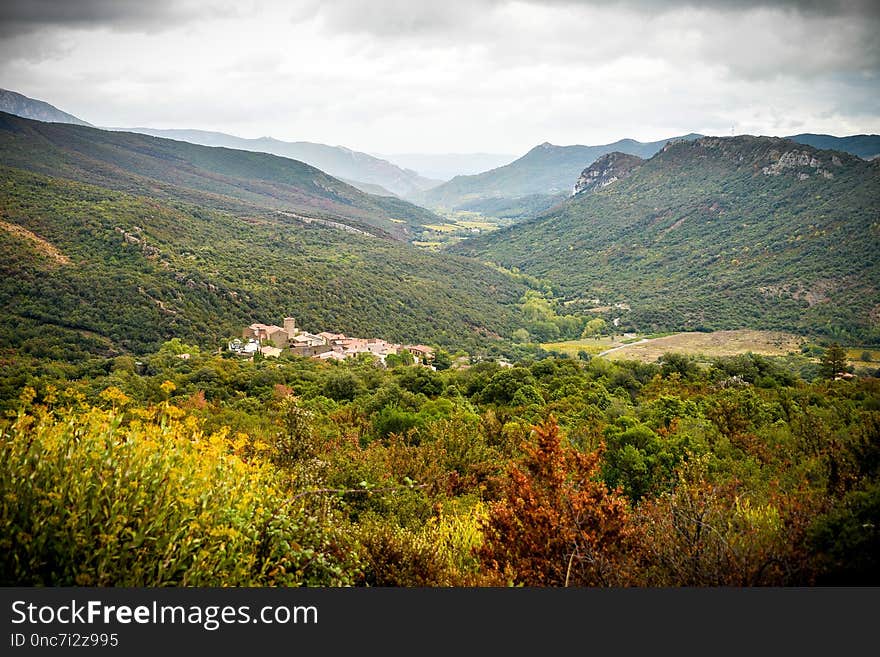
[
  {"xmin": 0, "ymin": 138, "xmax": 529, "ymax": 359},
  {"xmin": 572, "ymin": 152, "xmax": 644, "ymax": 195},
  {"xmin": 377, "ymin": 152, "xmax": 518, "ymax": 182},
  {"xmin": 0, "ymin": 112, "xmax": 441, "ymax": 240},
  {"xmin": 418, "ymin": 134, "xmax": 703, "ymax": 209},
  {"xmin": 0, "ymin": 88, "xmax": 92, "ymax": 127},
  {"xmin": 452, "ymin": 135, "xmax": 880, "ymax": 342},
  {"xmin": 120, "ymin": 127, "xmax": 440, "ymax": 198},
  {"xmin": 787, "ymin": 133, "xmax": 880, "ymax": 161},
  {"xmin": 456, "ymin": 193, "xmax": 569, "ymax": 222}
]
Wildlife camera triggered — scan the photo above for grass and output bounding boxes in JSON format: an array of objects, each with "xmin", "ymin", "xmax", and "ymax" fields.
[
  {"xmin": 600, "ymin": 330, "xmax": 805, "ymax": 363},
  {"xmin": 541, "ymin": 336, "xmax": 620, "ymax": 356},
  {"xmin": 847, "ymin": 348, "xmax": 879, "ymax": 365}
]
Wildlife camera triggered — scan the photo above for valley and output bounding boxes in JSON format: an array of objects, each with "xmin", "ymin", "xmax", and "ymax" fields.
[{"xmin": 1, "ymin": 77, "xmax": 878, "ymax": 594}]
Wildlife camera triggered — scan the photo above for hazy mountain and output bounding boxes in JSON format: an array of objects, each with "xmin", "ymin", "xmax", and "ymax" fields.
[
  {"xmin": 418, "ymin": 134, "xmax": 702, "ymax": 208},
  {"xmin": 118, "ymin": 127, "xmax": 440, "ymax": 197},
  {"xmin": 453, "ymin": 136, "xmax": 880, "ymax": 342},
  {"xmin": 0, "ymin": 112, "xmax": 441, "ymax": 240},
  {"xmin": 0, "ymin": 88, "xmax": 92, "ymax": 127},
  {"xmin": 377, "ymin": 152, "xmax": 519, "ymax": 182},
  {"xmin": 787, "ymin": 133, "xmax": 880, "ymax": 161}
]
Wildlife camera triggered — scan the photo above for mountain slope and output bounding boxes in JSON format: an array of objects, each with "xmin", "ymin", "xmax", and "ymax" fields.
[
  {"xmin": 787, "ymin": 133, "xmax": 880, "ymax": 161},
  {"xmin": 0, "ymin": 165, "xmax": 528, "ymax": 358},
  {"xmin": 0, "ymin": 88, "xmax": 92, "ymax": 127},
  {"xmin": 419, "ymin": 134, "xmax": 702, "ymax": 208},
  {"xmin": 122, "ymin": 127, "xmax": 440, "ymax": 197},
  {"xmin": 452, "ymin": 136, "xmax": 880, "ymax": 342},
  {"xmin": 0, "ymin": 112, "xmax": 439, "ymax": 239}
]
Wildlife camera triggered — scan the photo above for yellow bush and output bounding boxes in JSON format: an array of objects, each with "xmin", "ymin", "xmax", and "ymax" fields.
[{"xmin": 0, "ymin": 404, "xmax": 360, "ymax": 586}]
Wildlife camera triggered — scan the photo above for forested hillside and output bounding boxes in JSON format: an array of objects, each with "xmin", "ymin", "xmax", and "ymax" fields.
[
  {"xmin": 0, "ymin": 112, "xmax": 439, "ymax": 239},
  {"xmin": 453, "ymin": 136, "xmax": 880, "ymax": 343},
  {"xmin": 0, "ymin": 166, "xmax": 528, "ymax": 358},
  {"xmin": 124, "ymin": 127, "xmax": 440, "ymax": 197}
]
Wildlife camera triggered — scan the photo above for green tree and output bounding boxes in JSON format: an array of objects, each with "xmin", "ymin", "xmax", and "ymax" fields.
[
  {"xmin": 581, "ymin": 318, "xmax": 607, "ymax": 338},
  {"xmin": 820, "ymin": 344, "xmax": 848, "ymax": 379},
  {"xmin": 512, "ymin": 328, "xmax": 530, "ymax": 343}
]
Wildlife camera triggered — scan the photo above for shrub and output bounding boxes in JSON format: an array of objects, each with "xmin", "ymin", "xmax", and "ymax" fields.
[{"xmin": 0, "ymin": 402, "xmax": 360, "ymax": 586}]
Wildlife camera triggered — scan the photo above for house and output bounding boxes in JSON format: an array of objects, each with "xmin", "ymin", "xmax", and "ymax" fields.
[
  {"xmin": 316, "ymin": 350, "xmax": 346, "ymax": 361},
  {"xmin": 406, "ymin": 345, "xmax": 435, "ymax": 362},
  {"xmin": 260, "ymin": 345, "xmax": 283, "ymax": 358},
  {"xmin": 228, "ymin": 338, "xmax": 261, "ymax": 357},
  {"xmin": 318, "ymin": 332, "xmax": 346, "ymax": 345},
  {"xmin": 243, "ymin": 323, "xmax": 288, "ymax": 348}
]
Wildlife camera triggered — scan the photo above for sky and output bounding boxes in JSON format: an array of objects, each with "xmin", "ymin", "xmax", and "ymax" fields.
[{"xmin": 1, "ymin": 0, "xmax": 878, "ymax": 155}]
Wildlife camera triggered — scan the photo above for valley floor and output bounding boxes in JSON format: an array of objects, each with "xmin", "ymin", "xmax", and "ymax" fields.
[{"xmin": 544, "ymin": 329, "xmax": 805, "ymax": 362}]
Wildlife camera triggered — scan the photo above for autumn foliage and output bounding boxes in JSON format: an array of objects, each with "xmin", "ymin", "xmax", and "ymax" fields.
[{"xmin": 478, "ymin": 417, "xmax": 634, "ymax": 586}]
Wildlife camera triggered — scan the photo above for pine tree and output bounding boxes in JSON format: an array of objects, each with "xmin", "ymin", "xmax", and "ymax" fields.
[{"xmin": 820, "ymin": 343, "xmax": 848, "ymax": 379}]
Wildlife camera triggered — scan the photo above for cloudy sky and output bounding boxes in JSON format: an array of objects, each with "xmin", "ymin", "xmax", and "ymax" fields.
[{"xmin": 1, "ymin": 0, "xmax": 878, "ymax": 154}]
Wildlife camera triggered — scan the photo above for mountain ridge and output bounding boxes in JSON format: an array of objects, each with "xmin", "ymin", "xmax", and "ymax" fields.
[
  {"xmin": 0, "ymin": 88, "xmax": 92, "ymax": 127},
  {"xmin": 417, "ymin": 134, "xmax": 703, "ymax": 208},
  {"xmin": 0, "ymin": 112, "xmax": 440, "ymax": 240},
  {"xmin": 452, "ymin": 135, "xmax": 880, "ymax": 342},
  {"xmin": 117, "ymin": 127, "xmax": 441, "ymax": 198}
]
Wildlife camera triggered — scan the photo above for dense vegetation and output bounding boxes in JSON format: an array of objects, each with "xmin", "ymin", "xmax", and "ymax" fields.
[
  {"xmin": 0, "ymin": 166, "xmax": 528, "ymax": 358},
  {"xmin": 0, "ymin": 112, "xmax": 439, "ymax": 239},
  {"xmin": 454, "ymin": 136, "xmax": 880, "ymax": 343},
  {"xmin": 2, "ymin": 345, "xmax": 878, "ymax": 586},
  {"xmin": 456, "ymin": 193, "xmax": 567, "ymax": 222}
]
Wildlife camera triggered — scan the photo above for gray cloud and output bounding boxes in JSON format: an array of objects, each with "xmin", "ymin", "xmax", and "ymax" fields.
[
  {"xmin": 0, "ymin": 0, "xmax": 876, "ymax": 152},
  {"xmin": 0, "ymin": 0, "xmax": 215, "ymax": 36},
  {"xmin": 293, "ymin": 0, "xmax": 880, "ymax": 38}
]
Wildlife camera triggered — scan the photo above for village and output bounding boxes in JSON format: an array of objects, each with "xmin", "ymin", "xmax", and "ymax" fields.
[{"xmin": 227, "ymin": 316, "xmax": 435, "ymax": 367}]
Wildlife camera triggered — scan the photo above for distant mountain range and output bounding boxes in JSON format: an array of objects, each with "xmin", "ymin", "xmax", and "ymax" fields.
[
  {"xmin": 0, "ymin": 88, "xmax": 92, "ymax": 127},
  {"xmin": 786, "ymin": 134, "xmax": 880, "ymax": 161},
  {"xmin": 118, "ymin": 127, "xmax": 441, "ymax": 198},
  {"xmin": 0, "ymin": 112, "xmax": 439, "ymax": 240},
  {"xmin": 416, "ymin": 135, "xmax": 703, "ymax": 209},
  {"xmin": 0, "ymin": 88, "xmax": 440, "ymax": 198},
  {"xmin": 376, "ymin": 152, "xmax": 518, "ymax": 182},
  {"xmin": 453, "ymin": 135, "xmax": 880, "ymax": 342}
]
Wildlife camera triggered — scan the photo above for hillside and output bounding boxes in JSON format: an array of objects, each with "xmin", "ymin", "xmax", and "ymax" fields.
[
  {"xmin": 0, "ymin": 166, "xmax": 528, "ymax": 358},
  {"xmin": 0, "ymin": 88, "xmax": 92, "ymax": 127},
  {"xmin": 122, "ymin": 127, "xmax": 440, "ymax": 197},
  {"xmin": 453, "ymin": 136, "xmax": 880, "ymax": 342},
  {"xmin": 418, "ymin": 134, "xmax": 702, "ymax": 209},
  {"xmin": 0, "ymin": 112, "xmax": 440, "ymax": 239},
  {"xmin": 787, "ymin": 133, "xmax": 880, "ymax": 161}
]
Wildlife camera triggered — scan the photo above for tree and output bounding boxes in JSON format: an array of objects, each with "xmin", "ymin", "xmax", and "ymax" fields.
[
  {"xmin": 581, "ymin": 318, "xmax": 607, "ymax": 338},
  {"xmin": 478, "ymin": 418, "xmax": 634, "ymax": 586},
  {"xmin": 433, "ymin": 349, "xmax": 453, "ymax": 370},
  {"xmin": 820, "ymin": 343, "xmax": 848, "ymax": 379},
  {"xmin": 512, "ymin": 328, "xmax": 530, "ymax": 343}
]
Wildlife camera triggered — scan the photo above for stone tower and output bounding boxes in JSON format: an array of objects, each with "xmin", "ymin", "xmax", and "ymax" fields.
[{"xmin": 284, "ymin": 317, "xmax": 297, "ymax": 336}]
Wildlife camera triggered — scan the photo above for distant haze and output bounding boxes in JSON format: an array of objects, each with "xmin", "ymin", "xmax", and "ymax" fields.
[
  {"xmin": 376, "ymin": 153, "xmax": 519, "ymax": 181},
  {"xmin": 0, "ymin": 1, "xmax": 878, "ymax": 153}
]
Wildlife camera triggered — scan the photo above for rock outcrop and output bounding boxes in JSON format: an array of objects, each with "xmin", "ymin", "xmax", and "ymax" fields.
[{"xmin": 573, "ymin": 152, "xmax": 643, "ymax": 195}]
